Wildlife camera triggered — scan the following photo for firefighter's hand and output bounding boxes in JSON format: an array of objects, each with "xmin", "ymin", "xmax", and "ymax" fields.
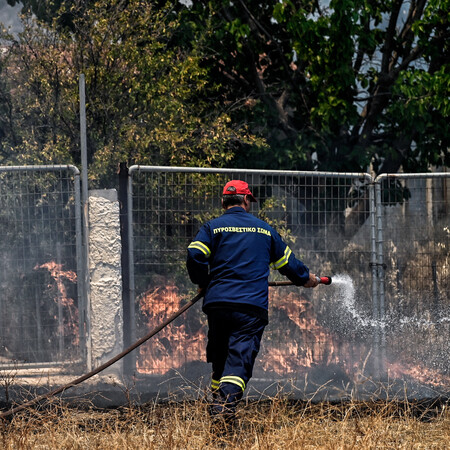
[{"xmin": 303, "ymin": 273, "xmax": 320, "ymax": 288}]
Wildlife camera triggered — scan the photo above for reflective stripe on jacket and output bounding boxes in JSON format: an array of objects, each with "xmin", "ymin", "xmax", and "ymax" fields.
[{"xmin": 186, "ymin": 207, "xmax": 310, "ymax": 313}]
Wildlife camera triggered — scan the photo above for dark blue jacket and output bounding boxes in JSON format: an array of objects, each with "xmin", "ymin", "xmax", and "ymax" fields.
[{"xmin": 187, "ymin": 207, "xmax": 310, "ymax": 319}]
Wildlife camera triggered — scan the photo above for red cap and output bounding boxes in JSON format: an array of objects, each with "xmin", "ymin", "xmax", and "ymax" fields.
[{"xmin": 222, "ymin": 180, "xmax": 257, "ymax": 202}]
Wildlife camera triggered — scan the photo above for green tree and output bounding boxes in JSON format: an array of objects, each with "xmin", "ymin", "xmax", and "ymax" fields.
[
  {"xmin": 0, "ymin": 0, "xmax": 265, "ymax": 186},
  {"xmin": 181, "ymin": 0, "xmax": 449, "ymax": 173}
]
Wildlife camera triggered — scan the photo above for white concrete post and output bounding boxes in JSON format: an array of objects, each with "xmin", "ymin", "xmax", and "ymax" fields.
[{"xmin": 88, "ymin": 189, "xmax": 123, "ymax": 374}]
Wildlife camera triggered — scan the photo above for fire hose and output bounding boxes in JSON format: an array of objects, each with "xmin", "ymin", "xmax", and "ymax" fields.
[
  {"xmin": 0, "ymin": 276, "xmax": 331, "ymax": 420},
  {"xmin": 270, "ymin": 276, "xmax": 332, "ymax": 286}
]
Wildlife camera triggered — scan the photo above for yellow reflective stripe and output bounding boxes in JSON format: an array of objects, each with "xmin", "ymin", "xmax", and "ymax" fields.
[
  {"xmin": 270, "ymin": 246, "xmax": 292, "ymax": 270},
  {"xmin": 188, "ymin": 241, "xmax": 211, "ymax": 258},
  {"xmin": 220, "ymin": 376, "xmax": 246, "ymax": 391},
  {"xmin": 211, "ymin": 379, "xmax": 220, "ymax": 390}
]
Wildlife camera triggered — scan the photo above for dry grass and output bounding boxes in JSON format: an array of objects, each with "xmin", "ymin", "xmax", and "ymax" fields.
[{"xmin": 1, "ymin": 395, "xmax": 449, "ymax": 449}]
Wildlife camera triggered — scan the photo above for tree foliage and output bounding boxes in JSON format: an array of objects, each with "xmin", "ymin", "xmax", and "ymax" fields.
[
  {"xmin": 0, "ymin": 0, "xmax": 264, "ymax": 186},
  {"xmin": 180, "ymin": 0, "xmax": 449, "ymax": 173},
  {"xmin": 1, "ymin": 0, "xmax": 448, "ymax": 178}
]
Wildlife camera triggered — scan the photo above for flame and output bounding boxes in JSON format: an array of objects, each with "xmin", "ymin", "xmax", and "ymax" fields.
[
  {"xmin": 137, "ymin": 285, "xmax": 206, "ymax": 374},
  {"xmin": 386, "ymin": 361, "xmax": 450, "ymax": 388},
  {"xmin": 137, "ymin": 285, "xmax": 357, "ymax": 376},
  {"xmin": 263, "ymin": 291, "xmax": 340, "ymax": 371},
  {"xmin": 136, "ymin": 284, "xmax": 448, "ymax": 390},
  {"xmin": 35, "ymin": 261, "xmax": 79, "ymax": 345},
  {"xmin": 37, "ymin": 261, "xmax": 77, "ymax": 302}
]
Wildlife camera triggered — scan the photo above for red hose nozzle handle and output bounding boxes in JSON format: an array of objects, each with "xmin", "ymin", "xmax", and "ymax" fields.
[{"xmin": 317, "ymin": 276, "xmax": 332, "ymax": 285}]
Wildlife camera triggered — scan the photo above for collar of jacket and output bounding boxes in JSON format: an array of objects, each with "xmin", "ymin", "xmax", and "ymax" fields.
[{"xmin": 224, "ymin": 206, "xmax": 247, "ymax": 214}]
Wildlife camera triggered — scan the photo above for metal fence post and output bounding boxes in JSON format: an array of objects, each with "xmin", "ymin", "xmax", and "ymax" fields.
[
  {"xmin": 374, "ymin": 178, "xmax": 385, "ymax": 378},
  {"xmin": 79, "ymin": 74, "xmax": 92, "ymax": 372},
  {"xmin": 127, "ymin": 165, "xmax": 137, "ymax": 373},
  {"xmin": 72, "ymin": 166, "xmax": 87, "ymax": 362},
  {"xmin": 368, "ymin": 178, "xmax": 380, "ymax": 378}
]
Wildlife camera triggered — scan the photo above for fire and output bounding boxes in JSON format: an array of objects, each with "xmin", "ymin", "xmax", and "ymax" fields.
[
  {"xmin": 136, "ymin": 284, "xmax": 448, "ymax": 391},
  {"xmin": 137, "ymin": 285, "xmax": 359, "ymax": 376},
  {"xmin": 386, "ymin": 361, "xmax": 450, "ymax": 388},
  {"xmin": 137, "ymin": 285, "xmax": 206, "ymax": 374},
  {"xmin": 35, "ymin": 261, "xmax": 79, "ymax": 344},
  {"xmin": 263, "ymin": 291, "xmax": 340, "ymax": 371},
  {"xmin": 37, "ymin": 261, "xmax": 77, "ymax": 302}
]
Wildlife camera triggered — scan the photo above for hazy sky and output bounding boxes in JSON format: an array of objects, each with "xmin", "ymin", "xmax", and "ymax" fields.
[{"xmin": 0, "ymin": 0, "xmax": 23, "ymax": 34}]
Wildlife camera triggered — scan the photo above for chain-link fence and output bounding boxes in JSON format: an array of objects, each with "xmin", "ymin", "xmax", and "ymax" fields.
[
  {"xmin": 374, "ymin": 172, "xmax": 449, "ymax": 391},
  {"xmin": 1, "ymin": 164, "xmax": 447, "ymax": 400},
  {"xmin": 0, "ymin": 166, "xmax": 85, "ymax": 370},
  {"xmin": 127, "ymin": 167, "xmax": 384, "ymax": 398},
  {"xmin": 127, "ymin": 166, "xmax": 449, "ymax": 399}
]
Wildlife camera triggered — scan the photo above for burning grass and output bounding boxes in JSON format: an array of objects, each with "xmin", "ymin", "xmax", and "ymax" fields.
[{"xmin": 1, "ymin": 395, "xmax": 448, "ymax": 449}]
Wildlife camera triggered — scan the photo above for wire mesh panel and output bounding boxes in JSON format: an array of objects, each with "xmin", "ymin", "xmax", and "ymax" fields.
[
  {"xmin": 376, "ymin": 173, "xmax": 449, "ymax": 395},
  {"xmin": 129, "ymin": 167, "xmax": 381, "ymax": 399},
  {"xmin": 0, "ymin": 166, "xmax": 84, "ymax": 370}
]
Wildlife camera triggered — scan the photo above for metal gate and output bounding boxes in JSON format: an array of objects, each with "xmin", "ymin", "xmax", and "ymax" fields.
[
  {"xmin": 374, "ymin": 172, "xmax": 449, "ymax": 391},
  {"xmin": 0, "ymin": 165, "xmax": 85, "ymax": 370},
  {"xmin": 127, "ymin": 166, "xmax": 449, "ymax": 399},
  {"xmin": 127, "ymin": 167, "xmax": 380, "ymax": 398}
]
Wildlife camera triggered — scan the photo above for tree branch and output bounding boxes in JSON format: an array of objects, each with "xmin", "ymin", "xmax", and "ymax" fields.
[{"xmin": 381, "ymin": 0, "xmax": 402, "ymax": 73}]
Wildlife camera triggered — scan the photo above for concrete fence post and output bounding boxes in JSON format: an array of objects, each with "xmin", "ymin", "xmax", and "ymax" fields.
[{"xmin": 88, "ymin": 189, "xmax": 124, "ymax": 374}]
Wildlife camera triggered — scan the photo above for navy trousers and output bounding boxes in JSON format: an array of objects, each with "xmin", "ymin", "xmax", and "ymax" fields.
[{"xmin": 206, "ymin": 309, "xmax": 266, "ymax": 421}]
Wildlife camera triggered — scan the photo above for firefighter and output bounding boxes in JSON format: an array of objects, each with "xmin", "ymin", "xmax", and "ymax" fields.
[{"xmin": 186, "ymin": 179, "xmax": 319, "ymax": 434}]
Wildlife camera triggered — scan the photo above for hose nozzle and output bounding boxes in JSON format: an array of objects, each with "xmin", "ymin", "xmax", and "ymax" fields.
[{"xmin": 317, "ymin": 276, "xmax": 332, "ymax": 285}]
